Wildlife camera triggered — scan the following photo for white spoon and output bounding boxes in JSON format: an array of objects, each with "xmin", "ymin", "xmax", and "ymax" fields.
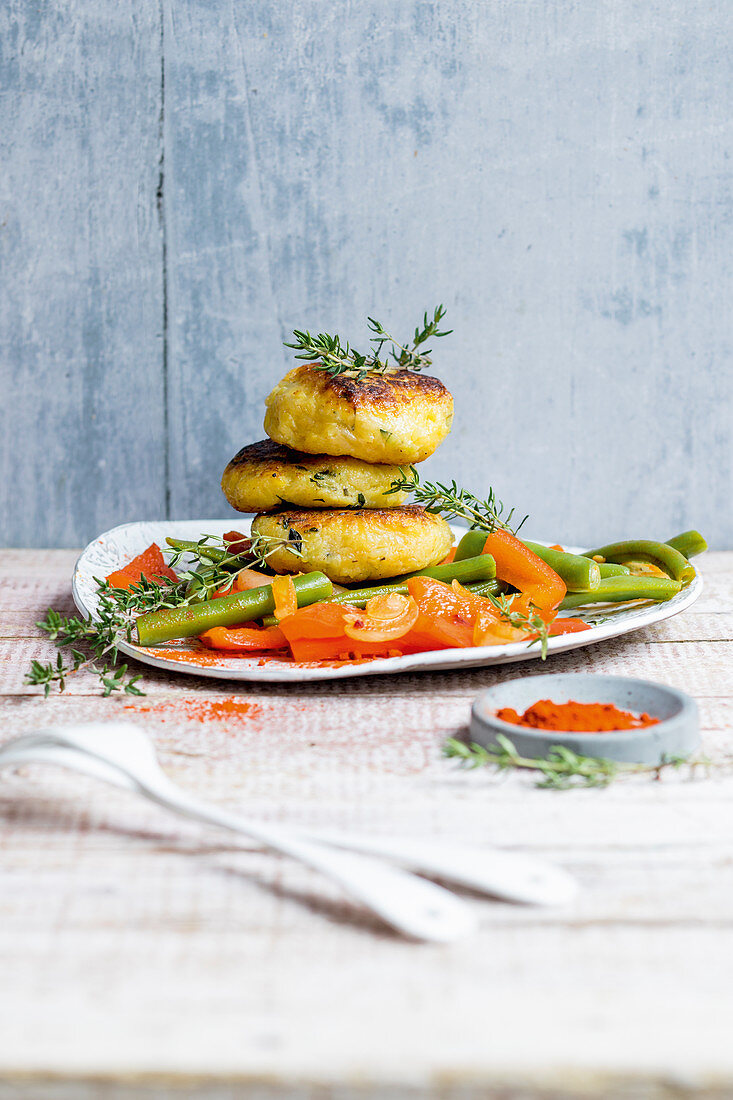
[
  {"xmin": 0, "ymin": 726, "xmax": 475, "ymax": 943},
  {"xmin": 0, "ymin": 724, "xmax": 578, "ymax": 905}
]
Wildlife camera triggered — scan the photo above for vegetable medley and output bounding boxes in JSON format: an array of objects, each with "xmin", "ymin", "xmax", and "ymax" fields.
[{"xmin": 103, "ymin": 527, "xmax": 707, "ymax": 665}]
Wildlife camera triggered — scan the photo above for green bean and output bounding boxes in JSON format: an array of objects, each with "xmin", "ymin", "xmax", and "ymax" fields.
[
  {"xmin": 583, "ymin": 540, "xmax": 694, "ymax": 583},
  {"xmin": 666, "ymin": 530, "xmax": 708, "ymax": 559},
  {"xmin": 458, "ymin": 530, "xmax": 703, "ymax": 586},
  {"xmin": 467, "ymin": 580, "xmax": 507, "ymax": 600},
  {"xmin": 136, "ymin": 572, "xmax": 332, "ymax": 645},
  {"xmin": 454, "ymin": 529, "xmax": 488, "ymax": 562},
  {"xmin": 314, "ymin": 585, "xmax": 410, "ymax": 610},
  {"xmin": 521, "ymin": 541, "xmax": 600, "ymax": 592},
  {"xmin": 395, "ymin": 554, "xmax": 496, "ymax": 584},
  {"xmin": 261, "ymin": 583, "xmax": 401, "ymax": 622},
  {"xmin": 598, "ymin": 562, "xmax": 631, "ymax": 578},
  {"xmin": 560, "ymin": 575, "xmax": 681, "ymax": 610},
  {"xmin": 260, "ymin": 588, "xmax": 408, "ymax": 624},
  {"xmin": 327, "ymin": 582, "xmax": 410, "ymax": 607}
]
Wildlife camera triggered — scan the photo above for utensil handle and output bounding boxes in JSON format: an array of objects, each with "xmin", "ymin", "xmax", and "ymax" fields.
[
  {"xmin": 0, "ymin": 739, "xmax": 474, "ymax": 943},
  {"xmin": 137, "ymin": 783, "xmax": 476, "ymax": 943},
  {"xmin": 304, "ymin": 829, "xmax": 578, "ymax": 907}
]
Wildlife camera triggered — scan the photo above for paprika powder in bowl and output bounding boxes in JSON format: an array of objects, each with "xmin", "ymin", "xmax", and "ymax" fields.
[{"xmin": 470, "ymin": 674, "xmax": 699, "ymax": 765}]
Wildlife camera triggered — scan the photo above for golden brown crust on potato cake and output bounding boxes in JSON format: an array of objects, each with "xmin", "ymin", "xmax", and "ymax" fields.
[
  {"xmin": 221, "ymin": 439, "xmax": 409, "ymax": 512},
  {"xmin": 252, "ymin": 505, "xmax": 454, "ymax": 584},
  {"xmin": 263, "ymin": 365, "xmax": 453, "ymax": 464}
]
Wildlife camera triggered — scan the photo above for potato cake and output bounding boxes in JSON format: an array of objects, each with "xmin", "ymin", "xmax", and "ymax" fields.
[
  {"xmin": 221, "ymin": 440, "xmax": 408, "ymax": 513},
  {"xmin": 263, "ymin": 365, "xmax": 453, "ymax": 465},
  {"xmin": 252, "ymin": 505, "xmax": 454, "ymax": 584}
]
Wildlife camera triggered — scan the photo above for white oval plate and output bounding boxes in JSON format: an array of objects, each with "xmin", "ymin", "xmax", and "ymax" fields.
[{"xmin": 72, "ymin": 519, "xmax": 703, "ymax": 683}]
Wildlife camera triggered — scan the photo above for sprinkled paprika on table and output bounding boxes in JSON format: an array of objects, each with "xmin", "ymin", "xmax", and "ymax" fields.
[{"xmin": 496, "ymin": 699, "xmax": 660, "ymax": 732}]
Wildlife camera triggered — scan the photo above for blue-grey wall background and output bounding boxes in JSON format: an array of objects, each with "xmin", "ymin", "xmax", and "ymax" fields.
[{"xmin": 2, "ymin": 0, "xmax": 731, "ymax": 548}]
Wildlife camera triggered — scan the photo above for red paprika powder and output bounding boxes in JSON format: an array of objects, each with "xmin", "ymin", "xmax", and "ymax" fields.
[{"xmin": 497, "ymin": 699, "xmax": 660, "ymax": 732}]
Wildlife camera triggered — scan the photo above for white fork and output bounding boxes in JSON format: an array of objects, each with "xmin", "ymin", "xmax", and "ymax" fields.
[
  {"xmin": 0, "ymin": 725, "xmax": 475, "ymax": 943},
  {"xmin": 0, "ymin": 722, "xmax": 577, "ymax": 932}
]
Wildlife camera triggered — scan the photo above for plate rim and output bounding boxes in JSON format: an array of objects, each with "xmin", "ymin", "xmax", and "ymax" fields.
[{"xmin": 72, "ymin": 518, "xmax": 704, "ymax": 683}]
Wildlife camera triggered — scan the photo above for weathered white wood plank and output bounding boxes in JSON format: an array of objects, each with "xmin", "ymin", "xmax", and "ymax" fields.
[
  {"xmin": 0, "ymin": 3, "xmax": 166, "ymax": 547},
  {"xmin": 1, "ymin": 920, "xmax": 733, "ymax": 1090},
  {"xmin": 0, "ymin": 560, "xmax": 732, "ymax": 1094},
  {"xmin": 2, "ymin": 687, "xmax": 729, "ymax": 739}
]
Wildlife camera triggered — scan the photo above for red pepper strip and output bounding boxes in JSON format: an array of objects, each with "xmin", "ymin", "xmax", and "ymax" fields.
[
  {"xmin": 210, "ymin": 582, "xmax": 237, "ymax": 600},
  {"xmin": 547, "ymin": 617, "xmax": 592, "ymax": 636},
  {"xmin": 480, "ymin": 529, "xmax": 566, "ymax": 613},
  {"xmin": 234, "ymin": 568, "xmax": 274, "ymax": 591},
  {"xmin": 106, "ymin": 543, "xmax": 178, "ymax": 591},
  {"xmin": 277, "ymin": 603, "xmax": 415, "ymax": 660},
  {"xmin": 287, "ymin": 637, "xmax": 413, "ymax": 661},
  {"xmin": 407, "ymin": 576, "xmax": 481, "ymax": 622},
  {"xmin": 278, "ymin": 602, "xmax": 357, "ymax": 640},
  {"xmin": 223, "ymin": 530, "xmax": 253, "ymax": 557},
  {"xmin": 272, "ymin": 574, "xmax": 299, "ymax": 620},
  {"xmin": 407, "ymin": 614, "xmax": 475, "ymax": 650},
  {"xmin": 405, "ymin": 577, "xmax": 477, "ymax": 648},
  {"xmin": 278, "ymin": 573, "xmax": 575, "ymax": 664},
  {"xmin": 198, "ymin": 625, "xmax": 287, "ymax": 651}
]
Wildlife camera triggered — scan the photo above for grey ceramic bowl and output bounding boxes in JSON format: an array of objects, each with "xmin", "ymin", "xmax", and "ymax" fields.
[{"xmin": 470, "ymin": 674, "xmax": 700, "ymax": 764}]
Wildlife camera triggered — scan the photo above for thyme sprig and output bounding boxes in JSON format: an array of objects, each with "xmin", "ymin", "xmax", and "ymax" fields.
[
  {"xmin": 285, "ymin": 305, "xmax": 451, "ymax": 380},
  {"xmin": 165, "ymin": 532, "xmax": 301, "ymax": 603},
  {"xmin": 25, "ymin": 531, "xmax": 303, "ymax": 699},
  {"xmin": 444, "ymin": 734, "xmax": 709, "ymax": 790},
  {"xmin": 387, "ymin": 466, "xmax": 527, "ymax": 535},
  {"xmin": 25, "ymin": 591, "xmax": 152, "ymax": 698}
]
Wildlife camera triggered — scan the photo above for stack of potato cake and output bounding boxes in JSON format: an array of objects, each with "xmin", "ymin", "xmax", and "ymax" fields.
[{"xmin": 221, "ymin": 362, "xmax": 455, "ymax": 585}]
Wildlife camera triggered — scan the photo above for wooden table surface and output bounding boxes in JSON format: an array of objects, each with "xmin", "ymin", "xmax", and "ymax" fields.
[{"xmin": 1, "ymin": 549, "xmax": 732, "ymax": 1100}]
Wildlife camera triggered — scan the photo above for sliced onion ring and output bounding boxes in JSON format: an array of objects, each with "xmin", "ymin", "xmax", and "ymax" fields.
[{"xmin": 343, "ymin": 593, "xmax": 419, "ymax": 641}]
